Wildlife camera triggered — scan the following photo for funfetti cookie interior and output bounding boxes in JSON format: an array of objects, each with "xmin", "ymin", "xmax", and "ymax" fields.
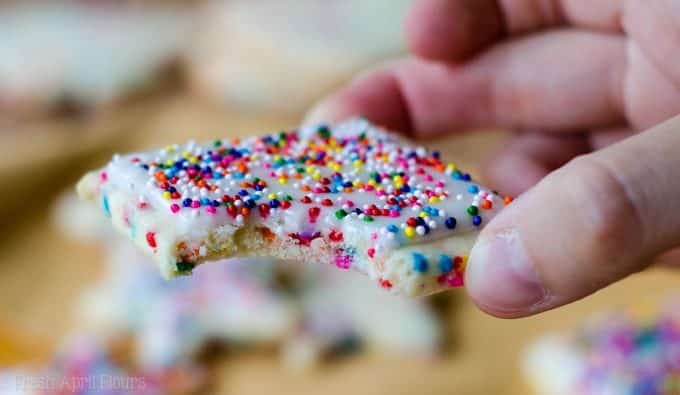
[{"xmin": 77, "ymin": 118, "xmax": 512, "ymax": 296}]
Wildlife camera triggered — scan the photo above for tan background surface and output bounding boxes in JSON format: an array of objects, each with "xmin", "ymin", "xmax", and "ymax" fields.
[{"xmin": 0, "ymin": 96, "xmax": 678, "ymax": 394}]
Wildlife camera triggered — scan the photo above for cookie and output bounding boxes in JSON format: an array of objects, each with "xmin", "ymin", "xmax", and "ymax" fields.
[{"xmin": 77, "ymin": 119, "xmax": 511, "ymax": 296}]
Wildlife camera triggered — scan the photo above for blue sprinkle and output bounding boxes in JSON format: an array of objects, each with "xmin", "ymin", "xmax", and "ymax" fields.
[
  {"xmin": 200, "ymin": 198, "xmax": 211, "ymax": 206},
  {"xmin": 102, "ymin": 195, "xmax": 111, "ymax": 217},
  {"xmin": 439, "ymin": 255, "xmax": 453, "ymax": 273},
  {"xmin": 452, "ymin": 171, "xmax": 462, "ymax": 180},
  {"xmin": 269, "ymin": 199, "xmax": 280, "ymax": 208},
  {"xmin": 445, "ymin": 217, "xmax": 457, "ymax": 229},
  {"xmin": 182, "ymin": 198, "xmax": 192, "ymax": 207},
  {"xmin": 244, "ymin": 200, "xmax": 256, "ymax": 209},
  {"xmin": 462, "ymin": 173, "xmax": 471, "ymax": 181},
  {"xmin": 387, "ymin": 224, "xmax": 399, "ymax": 233},
  {"xmin": 412, "ymin": 253, "xmax": 429, "ymax": 273},
  {"xmin": 467, "ymin": 185, "xmax": 479, "ymax": 194},
  {"xmin": 472, "ymin": 215, "xmax": 482, "ymax": 226},
  {"xmin": 238, "ymin": 189, "xmax": 249, "ymax": 196},
  {"xmin": 251, "ymin": 193, "xmax": 261, "ymax": 201}
]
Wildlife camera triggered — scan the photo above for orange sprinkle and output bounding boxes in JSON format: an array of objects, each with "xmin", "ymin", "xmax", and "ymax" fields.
[
  {"xmin": 481, "ymin": 200, "xmax": 492, "ymax": 210},
  {"xmin": 241, "ymin": 207, "xmax": 250, "ymax": 216},
  {"xmin": 301, "ymin": 185, "xmax": 312, "ymax": 192},
  {"xmin": 504, "ymin": 196, "xmax": 514, "ymax": 205}
]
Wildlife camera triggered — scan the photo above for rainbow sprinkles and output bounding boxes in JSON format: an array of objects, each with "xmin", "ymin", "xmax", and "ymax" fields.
[{"xmin": 77, "ymin": 119, "xmax": 512, "ymax": 296}]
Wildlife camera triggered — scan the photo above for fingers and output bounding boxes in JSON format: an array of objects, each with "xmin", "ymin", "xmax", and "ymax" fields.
[
  {"xmin": 623, "ymin": 0, "xmax": 680, "ymax": 99},
  {"xmin": 466, "ymin": 114, "xmax": 680, "ymax": 318},
  {"xmin": 404, "ymin": 0, "xmax": 622, "ymax": 62},
  {"xmin": 624, "ymin": 42, "xmax": 680, "ymax": 130},
  {"xmin": 405, "ymin": 0, "xmax": 504, "ymax": 61},
  {"xmin": 483, "ymin": 132, "xmax": 590, "ymax": 196},
  {"xmin": 306, "ymin": 30, "xmax": 626, "ymax": 136}
]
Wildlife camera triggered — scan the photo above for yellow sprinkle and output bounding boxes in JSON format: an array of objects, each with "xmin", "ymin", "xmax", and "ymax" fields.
[
  {"xmin": 278, "ymin": 178, "xmax": 288, "ymax": 185},
  {"xmin": 353, "ymin": 160, "xmax": 363, "ymax": 167},
  {"xmin": 459, "ymin": 256, "xmax": 468, "ymax": 272},
  {"xmin": 446, "ymin": 164, "xmax": 457, "ymax": 172},
  {"xmin": 429, "ymin": 196, "xmax": 440, "ymax": 203},
  {"xmin": 404, "ymin": 227, "xmax": 416, "ymax": 237},
  {"xmin": 267, "ymin": 193, "xmax": 277, "ymax": 200},
  {"xmin": 166, "ymin": 159, "xmax": 174, "ymax": 166},
  {"xmin": 189, "ymin": 157, "xmax": 198, "ymax": 164},
  {"xmin": 162, "ymin": 191, "xmax": 171, "ymax": 199},
  {"xmin": 394, "ymin": 181, "xmax": 404, "ymax": 189},
  {"xmin": 353, "ymin": 181, "xmax": 363, "ymax": 188},
  {"xmin": 419, "ymin": 212, "xmax": 428, "ymax": 218},
  {"xmin": 251, "ymin": 154, "xmax": 259, "ymax": 161},
  {"xmin": 306, "ymin": 166, "xmax": 315, "ymax": 173},
  {"xmin": 166, "ymin": 145, "xmax": 175, "ymax": 153},
  {"xmin": 182, "ymin": 152, "xmax": 191, "ymax": 158},
  {"xmin": 368, "ymin": 179, "xmax": 377, "ymax": 186},
  {"xmin": 312, "ymin": 173, "xmax": 321, "ymax": 180}
]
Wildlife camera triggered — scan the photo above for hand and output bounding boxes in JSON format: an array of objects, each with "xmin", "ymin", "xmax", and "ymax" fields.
[{"xmin": 305, "ymin": 0, "xmax": 680, "ymax": 317}]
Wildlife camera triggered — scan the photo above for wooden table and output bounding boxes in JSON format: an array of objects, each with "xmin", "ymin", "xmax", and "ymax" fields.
[{"xmin": 1, "ymin": 95, "xmax": 678, "ymax": 394}]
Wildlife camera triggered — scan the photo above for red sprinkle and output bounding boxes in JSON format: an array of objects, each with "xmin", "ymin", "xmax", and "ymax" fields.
[
  {"xmin": 379, "ymin": 278, "xmax": 393, "ymax": 289},
  {"xmin": 321, "ymin": 198, "xmax": 333, "ymax": 206},
  {"xmin": 367, "ymin": 248, "xmax": 376, "ymax": 258},
  {"xmin": 329, "ymin": 229, "xmax": 344, "ymax": 242},
  {"xmin": 146, "ymin": 232, "xmax": 157, "ymax": 248},
  {"xmin": 308, "ymin": 207, "xmax": 321, "ymax": 222}
]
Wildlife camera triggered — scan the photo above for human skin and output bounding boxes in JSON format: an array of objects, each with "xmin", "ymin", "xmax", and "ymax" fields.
[{"xmin": 305, "ymin": 0, "xmax": 680, "ymax": 318}]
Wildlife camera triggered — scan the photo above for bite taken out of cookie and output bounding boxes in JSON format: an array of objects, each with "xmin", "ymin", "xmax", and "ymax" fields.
[{"xmin": 77, "ymin": 119, "xmax": 512, "ymax": 296}]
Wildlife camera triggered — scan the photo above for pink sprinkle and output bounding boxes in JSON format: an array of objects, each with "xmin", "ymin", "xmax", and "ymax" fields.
[
  {"xmin": 365, "ymin": 185, "xmax": 374, "ymax": 191},
  {"xmin": 436, "ymin": 181, "xmax": 445, "ymax": 188},
  {"xmin": 170, "ymin": 204, "xmax": 180, "ymax": 213},
  {"xmin": 367, "ymin": 248, "xmax": 375, "ymax": 258},
  {"xmin": 389, "ymin": 210, "xmax": 400, "ymax": 217},
  {"xmin": 263, "ymin": 162, "xmax": 271, "ymax": 168},
  {"xmin": 313, "ymin": 187, "xmax": 323, "ymax": 194},
  {"xmin": 424, "ymin": 174, "xmax": 433, "ymax": 182},
  {"xmin": 206, "ymin": 206, "xmax": 217, "ymax": 214},
  {"xmin": 100, "ymin": 172, "xmax": 108, "ymax": 182},
  {"xmin": 335, "ymin": 254, "xmax": 352, "ymax": 270},
  {"xmin": 345, "ymin": 200, "xmax": 355, "ymax": 207},
  {"xmin": 269, "ymin": 171, "xmax": 276, "ymax": 177},
  {"xmin": 376, "ymin": 190, "xmax": 386, "ymax": 196},
  {"xmin": 438, "ymin": 273, "xmax": 464, "ymax": 288},
  {"xmin": 371, "ymin": 232, "xmax": 378, "ymax": 240},
  {"xmin": 190, "ymin": 201, "xmax": 200, "ymax": 209}
]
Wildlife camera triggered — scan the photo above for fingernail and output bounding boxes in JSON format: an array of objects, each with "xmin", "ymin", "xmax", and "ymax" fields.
[{"xmin": 466, "ymin": 230, "xmax": 546, "ymax": 315}]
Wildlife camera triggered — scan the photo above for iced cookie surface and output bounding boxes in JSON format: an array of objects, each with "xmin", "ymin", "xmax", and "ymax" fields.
[{"xmin": 77, "ymin": 119, "xmax": 510, "ymax": 296}]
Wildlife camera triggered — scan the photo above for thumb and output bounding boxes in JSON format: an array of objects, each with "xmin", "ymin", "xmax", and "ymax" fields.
[{"xmin": 466, "ymin": 114, "xmax": 680, "ymax": 318}]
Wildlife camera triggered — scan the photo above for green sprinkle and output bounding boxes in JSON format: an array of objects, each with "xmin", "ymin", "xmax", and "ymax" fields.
[
  {"xmin": 335, "ymin": 209, "xmax": 348, "ymax": 219},
  {"xmin": 284, "ymin": 195, "xmax": 293, "ymax": 201},
  {"xmin": 213, "ymin": 140, "xmax": 222, "ymax": 147},
  {"xmin": 363, "ymin": 216, "xmax": 374, "ymax": 222},
  {"xmin": 467, "ymin": 206, "xmax": 478, "ymax": 216},
  {"xmin": 317, "ymin": 125, "xmax": 331, "ymax": 139},
  {"xmin": 176, "ymin": 261, "xmax": 195, "ymax": 274}
]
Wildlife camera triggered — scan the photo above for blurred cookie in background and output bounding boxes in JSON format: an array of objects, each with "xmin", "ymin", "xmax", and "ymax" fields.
[
  {"xmin": 0, "ymin": 0, "xmax": 194, "ymax": 122},
  {"xmin": 185, "ymin": 0, "xmax": 411, "ymax": 114},
  {"xmin": 523, "ymin": 298, "xmax": 680, "ymax": 395}
]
